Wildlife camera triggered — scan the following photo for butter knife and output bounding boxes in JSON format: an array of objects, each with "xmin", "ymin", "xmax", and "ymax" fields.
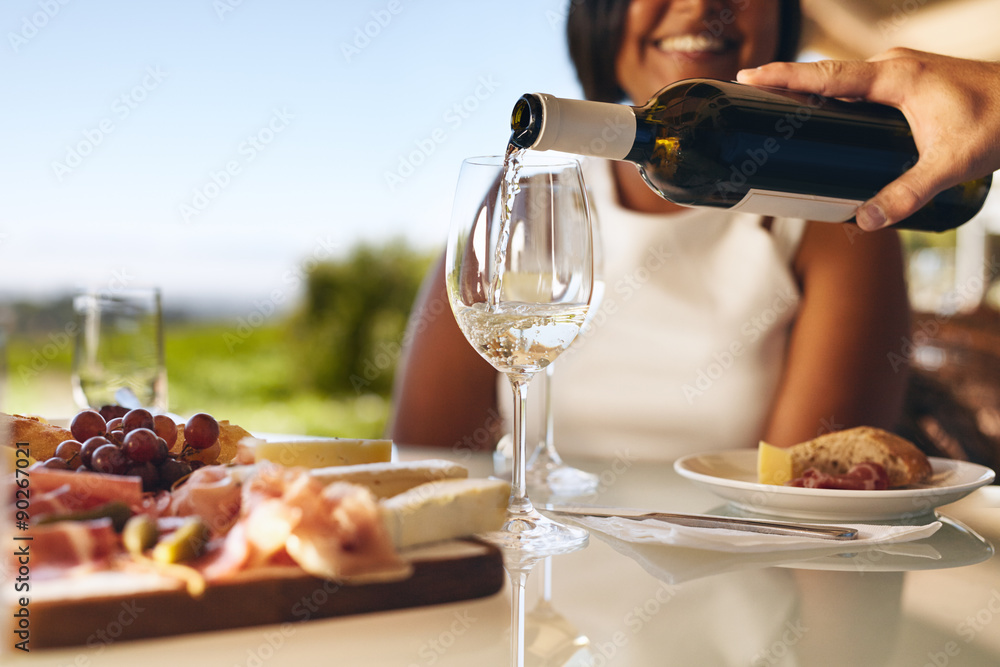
[{"xmin": 545, "ymin": 506, "xmax": 858, "ymax": 540}]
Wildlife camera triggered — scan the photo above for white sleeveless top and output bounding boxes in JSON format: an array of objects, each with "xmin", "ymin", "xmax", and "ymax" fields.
[{"xmin": 499, "ymin": 160, "xmax": 808, "ymax": 462}]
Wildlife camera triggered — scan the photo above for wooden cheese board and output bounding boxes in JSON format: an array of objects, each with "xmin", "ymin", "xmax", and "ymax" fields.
[{"xmin": 26, "ymin": 539, "xmax": 505, "ymax": 649}]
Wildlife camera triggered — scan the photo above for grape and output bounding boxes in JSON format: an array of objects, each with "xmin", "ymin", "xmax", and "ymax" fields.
[
  {"xmin": 126, "ymin": 462, "xmax": 159, "ymax": 492},
  {"xmin": 41, "ymin": 457, "xmax": 70, "ymax": 470},
  {"xmin": 183, "ymin": 413, "xmax": 220, "ymax": 450},
  {"xmin": 151, "ymin": 438, "xmax": 170, "ymax": 465},
  {"xmin": 55, "ymin": 440, "xmax": 83, "ymax": 463},
  {"xmin": 108, "ymin": 430, "xmax": 125, "ymax": 446},
  {"xmin": 106, "ymin": 417, "xmax": 124, "ymax": 432},
  {"xmin": 122, "ymin": 409, "xmax": 155, "ymax": 434},
  {"xmin": 158, "ymin": 458, "xmax": 193, "ymax": 489},
  {"xmin": 80, "ymin": 436, "xmax": 111, "ymax": 468},
  {"xmin": 99, "ymin": 405, "xmax": 129, "ymax": 421},
  {"xmin": 70, "ymin": 410, "xmax": 107, "ymax": 442},
  {"xmin": 123, "ymin": 428, "xmax": 160, "ymax": 464},
  {"xmin": 153, "ymin": 415, "xmax": 178, "ymax": 448},
  {"xmin": 91, "ymin": 444, "xmax": 128, "ymax": 475}
]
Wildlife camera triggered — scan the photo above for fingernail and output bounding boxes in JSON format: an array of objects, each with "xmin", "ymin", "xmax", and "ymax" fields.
[{"xmin": 857, "ymin": 202, "xmax": 887, "ymax": 230}]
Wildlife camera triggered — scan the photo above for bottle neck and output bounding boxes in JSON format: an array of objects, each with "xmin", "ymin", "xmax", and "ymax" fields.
[{"xmin": 510, "ymin": 93, "xmax": 637, "ymax": 160}]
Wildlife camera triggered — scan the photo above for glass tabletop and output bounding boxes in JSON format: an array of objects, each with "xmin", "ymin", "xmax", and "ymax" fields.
[{"xmin": 9, "ymin": 447, "xmax": 998, "ymax": 667}]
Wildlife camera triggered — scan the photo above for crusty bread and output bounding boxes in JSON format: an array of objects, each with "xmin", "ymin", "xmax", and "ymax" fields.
[
  {"xmin": 1, "ymin": 413, "xmax": 71, "ymax": 461},
  {"xmin": 790, "ymin": 426, "xmax": 932, "ymax": 487}
]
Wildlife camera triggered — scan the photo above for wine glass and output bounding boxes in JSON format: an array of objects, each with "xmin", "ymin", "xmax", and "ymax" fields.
[
  {"xmin": 525, "ymin": 203, "xmax": 603, "ymax": 499},
  {"xmin": 446, "ymin": 153, "xmax": 591, "ymax": 555},
  {"xmin": 71, "ymin": 288, "xmax": 167, "ymax": 412}
]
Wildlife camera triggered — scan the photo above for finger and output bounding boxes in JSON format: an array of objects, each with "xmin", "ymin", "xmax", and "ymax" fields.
[
  {"xmin": 737, "ymin": 60, "xmax": 881, "ymax": 100},
  {"xmin": 856, "ymin": 164, "xmax": 947, "ymax": 231}
]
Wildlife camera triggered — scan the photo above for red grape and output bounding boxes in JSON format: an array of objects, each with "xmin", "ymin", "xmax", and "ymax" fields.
[
  {"xmin": 122, "ymin": 409, "xmax": 155, "ymax": 434},
  {"xmin": 99, "ymin": 405, "xmax": 129, "ymax": 421},
  {"xmin": 106, "ymin": 417, "xmax": 124, "ymax": 431},
  {"xmin": 41, "ymin": 457, "xmax": 70, "ymax": 470},
  {"xmin": 80, "ymin": 436, "xmax": 111, "ymax": 468},
  {"xmin": 158, "ymin": 458, "xmax": 193, "ymax": 488},
  {"xmin": 183, "ymin": 413, "xmax": 220, "ymax": 450},
  {"xmin": 126, "ymin": 462, "xmax": 160, "ymax": 492},
  {"xmin": 91, "ymin": 444, "xmax": 128, "ymax": 475},
  {"xmin": 123, "ymin": 428, "xmax": 160, "ymax": 464},
  {"xmin": 153, "ymin": 415, "xmax": 178, "ymax": 448},
  {"xmin": 55, "ymin": 440, "xmax": 83, "ymax": 462},
  {"xmin": 70, "ymin": 410, "xmax": 107, "ymax": 442},
  {"xmin": 153, "ymin": 438, "xmax": 170, "ymax": 464}
]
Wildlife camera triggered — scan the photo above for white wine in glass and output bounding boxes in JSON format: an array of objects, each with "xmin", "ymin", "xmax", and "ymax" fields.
[{"xmin": 446, "ymin": 152, "xmax": 592, "ymax": 555}]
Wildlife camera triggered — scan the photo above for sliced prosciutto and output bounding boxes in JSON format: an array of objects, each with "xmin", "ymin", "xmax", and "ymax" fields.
[
  {"xmin": 787, "ymin": 462, "xmax": 890, "ymax": 490},
  {"xmin": 27, "ymin": 469, "xmax": 144, "ymax": 520}
]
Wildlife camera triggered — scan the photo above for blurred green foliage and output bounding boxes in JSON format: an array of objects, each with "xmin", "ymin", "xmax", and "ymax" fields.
[
  {"xmin": 1, "ymin": 240, "xmax": 434, "ymax": 438},
  {"xmin": 290, "ymin": 240, "xmax": 432, "ymax": 397}
]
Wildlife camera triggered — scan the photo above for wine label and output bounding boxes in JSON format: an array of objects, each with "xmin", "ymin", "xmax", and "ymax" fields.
[{"xmin": 729, "ymin": 188, "xmax": 863, "ymax": 222}]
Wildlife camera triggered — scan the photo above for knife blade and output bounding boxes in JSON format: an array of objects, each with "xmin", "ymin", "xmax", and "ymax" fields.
[{"xmin": 544, "ymin": 506, "xmax": 858, "ymax": 540}]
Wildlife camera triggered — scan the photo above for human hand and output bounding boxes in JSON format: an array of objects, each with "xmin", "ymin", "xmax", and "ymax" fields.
[{"xmin": 738, "ymin": 48, "xmax": 1000, "ymax": 230}]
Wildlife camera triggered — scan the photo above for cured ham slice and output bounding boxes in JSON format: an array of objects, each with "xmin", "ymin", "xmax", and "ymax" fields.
[
  {"xmin": 202, "ymin": 465, "xmax": 409, "ymax": 582},
  {"xmin": 27, "ymin": 469, "xmax": 144, "ymax": 520},
  {"xmin": 168, "ymin": 465, "xmax": 242, "ymax": 535},
  {"xmin": 24, "ymin": 518, "xmax": 119, "ymax": 575},
  {"xmin": 787, "ymin": 462, "xmax": 890, "ymax": 490}
]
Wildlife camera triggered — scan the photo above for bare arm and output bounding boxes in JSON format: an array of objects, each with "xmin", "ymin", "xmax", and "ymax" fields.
[
  {"xmin": 762, "ymin": 222, "xmax": 910, "ymax": 447},
  {"xmin": 738, "ymin": 48, "xmax": 1000, "ymax": 230},
  {"xmin": 388, "ymin": 254, "xmax": 500, "ymax": 450}
]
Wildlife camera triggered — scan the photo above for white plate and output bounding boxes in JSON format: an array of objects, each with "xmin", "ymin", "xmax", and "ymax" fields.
[{"xmin": 674, "ymin": 450, "xmax": 996, "ymax": 521}]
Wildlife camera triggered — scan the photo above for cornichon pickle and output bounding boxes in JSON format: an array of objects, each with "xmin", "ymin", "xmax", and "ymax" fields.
[
  {"xmin": 36, "ymin": 500, "xmax": 132, "ymax": 532},
  {"xmin": 122, "ymin": 515, "xmax": 159, "ymax": 555},
  {"xmin": 152, "ymin": 517, "xmax": 210, "ymax": 564}
]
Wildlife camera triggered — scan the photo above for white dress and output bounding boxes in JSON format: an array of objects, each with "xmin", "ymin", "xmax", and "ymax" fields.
[{"xmin": 499, "ymin": 160, "xmax": 808, "ymax": 462}]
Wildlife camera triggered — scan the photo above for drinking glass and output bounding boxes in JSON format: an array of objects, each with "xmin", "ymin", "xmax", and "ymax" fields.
[
  {"xmin": 525, "ymin": 204, "xmax": 603, "ymax": 498},
  {"xmin": 446, "ymin": 154, "xmax": 591, "ymax": 555},
  {"xmin": 71, "ymin": 288, "xmax": 167, "ymax": 412}
]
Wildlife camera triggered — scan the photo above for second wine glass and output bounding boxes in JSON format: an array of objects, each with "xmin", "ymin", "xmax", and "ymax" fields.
[{"xmin": 446, "ymin": 153, "xmax": 592, "ymax": 555}]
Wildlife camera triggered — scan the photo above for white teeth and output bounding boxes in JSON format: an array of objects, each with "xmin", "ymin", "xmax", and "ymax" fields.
[{"xmin": 654, "ymin": 34, "xmax": 727, "ymax": 53}]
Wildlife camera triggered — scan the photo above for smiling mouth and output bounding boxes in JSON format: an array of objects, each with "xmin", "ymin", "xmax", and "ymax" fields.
[{"xmin": 653, "ymin": 34, "xmax": 734, "ymax": 54}]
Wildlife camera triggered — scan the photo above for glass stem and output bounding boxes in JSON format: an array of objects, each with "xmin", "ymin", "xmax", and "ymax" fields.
[
  {"xmin": 509, "ymin": 566, "xmax": 528, "ymax": 667},
  {"xmin": 539, "ymin": 364, "xmax": 562, "ymax": 464},
  {"xmin": 509, "ymin": 374, "xmax": 534, "ymax": 516}
]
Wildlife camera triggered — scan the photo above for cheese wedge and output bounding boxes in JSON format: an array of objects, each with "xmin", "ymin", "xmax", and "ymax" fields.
[
  {"xmin": 309, "ymin": 459, "xmax": 468, "ymax": 498},
  {"xmin": 757, "ymin": 440, "xmax": 793, "ymax": 486},
  {"xmin": 249, "ymin": 437, "xmax": 393, "ymax": 468},
  {"xmin": 381, "ymin": 478, "xmax": 510, "ymax": 549}
]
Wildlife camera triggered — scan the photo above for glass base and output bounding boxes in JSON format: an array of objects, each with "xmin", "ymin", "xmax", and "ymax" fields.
[
  {"xmin": 480, "ymin": 507, "xmax": 589, "ymax": 558},
  {"xmin": 526, "ymin": 448, "xmax": 600, "ymax": 498}
]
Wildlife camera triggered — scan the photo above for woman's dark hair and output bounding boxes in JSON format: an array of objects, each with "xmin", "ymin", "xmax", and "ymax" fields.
[{"xmin": 567, "ymin": 0, "xmax": 802, "ymax": 102}]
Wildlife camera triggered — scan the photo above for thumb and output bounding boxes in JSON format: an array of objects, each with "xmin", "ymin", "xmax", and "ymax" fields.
[{"xmin": 857, "ymin": 162, "xmax": 949, "ymax": 231}]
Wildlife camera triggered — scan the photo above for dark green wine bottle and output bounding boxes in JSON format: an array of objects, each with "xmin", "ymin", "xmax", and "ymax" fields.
[{"xmin": 510, "ymin": 78, "xmax": 991, "ymax": 232}]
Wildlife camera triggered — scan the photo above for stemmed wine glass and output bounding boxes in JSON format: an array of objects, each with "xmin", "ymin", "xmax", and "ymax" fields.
[
  {"xmin": 446, "ymin": 153, "xmax": 592, "ymax": 555},
  {"xmin": 525, "ymin": 204, "xmax": 603, "ymax": 499}
]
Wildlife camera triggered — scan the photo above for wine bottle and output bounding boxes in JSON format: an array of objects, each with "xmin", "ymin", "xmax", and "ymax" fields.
[{"xmin": 509, "ymin": 78, "xmax": 991, "ymax": 232}]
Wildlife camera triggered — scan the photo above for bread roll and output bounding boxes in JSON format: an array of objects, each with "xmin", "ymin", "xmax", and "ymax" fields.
[{"xmin": 790, "ymin": 426, "xmax": 932, "ymax": 487}]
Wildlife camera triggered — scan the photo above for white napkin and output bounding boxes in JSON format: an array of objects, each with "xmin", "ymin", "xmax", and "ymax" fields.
[
  {"xmin": 572, "ymin": 515, "xmax": 942, "ymax": 553},
  {"xmin": 567, "ymin": 516, "xmax": 943, "ymax": 585}
]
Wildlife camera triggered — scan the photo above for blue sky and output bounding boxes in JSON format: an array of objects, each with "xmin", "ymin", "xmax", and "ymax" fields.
[{"xmin": 1, "ymin": 0, "xmax": 583, "ymax": 312}]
